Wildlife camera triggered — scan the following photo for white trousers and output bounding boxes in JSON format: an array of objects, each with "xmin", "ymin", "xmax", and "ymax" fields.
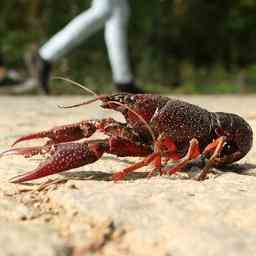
[{"xmin": 39, "ymin": 0, "xmax": 133, "ymax": 84}]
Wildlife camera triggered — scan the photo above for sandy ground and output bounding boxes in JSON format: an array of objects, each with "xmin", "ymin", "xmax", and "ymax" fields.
[{"xmin": 0, "ymin": 95, "xmax": 256, "ymax": 256}]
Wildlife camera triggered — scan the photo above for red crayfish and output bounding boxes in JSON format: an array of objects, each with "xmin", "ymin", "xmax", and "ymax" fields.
[{"xmin": 1, "ymin": 93, "xmax": 253, "ymax": 183}]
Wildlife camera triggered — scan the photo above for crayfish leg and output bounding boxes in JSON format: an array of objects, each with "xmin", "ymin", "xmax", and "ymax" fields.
[
  {"xmin": 112, "ymin": 152, "xmax": 160, "ymax": 181},
  {"xmin": 112, "ymin": 135, "xmax": 182, "ymax": 181},
  {"xmin": 161, "ymin": 138, "xmax": 201, "ymax": 176},
  {"xmin": 197, "ymin": 136, "xmax": 226, "ymax": 181}
]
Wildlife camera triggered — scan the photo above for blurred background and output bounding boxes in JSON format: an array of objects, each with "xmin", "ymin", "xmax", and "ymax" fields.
[{"xmin": 1, "ymin": 0, "xmax": 256, "ymax": 94}]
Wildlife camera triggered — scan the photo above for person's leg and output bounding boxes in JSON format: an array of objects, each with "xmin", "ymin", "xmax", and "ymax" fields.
[
  {"xmin": 40, "ymin": 0, "xmax": 113, "ymax": 62},
  {"xmin": 35, "ymin": 0, "xmax": 114, "ymax": 94},
  {"xmin": 104, "ymin": 0, "xmax": 143, "ymax": 93}
]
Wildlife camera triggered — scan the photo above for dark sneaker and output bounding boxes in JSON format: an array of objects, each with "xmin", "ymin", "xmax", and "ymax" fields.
[
  {"xmin": 0, "ymin": 69, "xmax": 36, "ymax": 94},
  {"xmin": 115, "ymin": 81, "xmax": 144, "ymax": 94},
  {"xmin": 172, "ymin": 79, "xmax": 183, "ymax": 87},
  {"xmin": 28, "ymin": 53, "xmax": 52, "ymax": 94},
  {"xmin": 0, "ymin": 69, "xmax": 23, "ymax": 87}
]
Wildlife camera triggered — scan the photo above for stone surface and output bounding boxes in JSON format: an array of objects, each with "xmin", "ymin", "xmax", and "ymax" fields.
[
  {"xmin": 0, "ymin": 221, "xmax": 70, "ymax": 256},
  {"xmin": 0, "ymin": 95, "xmax": 256, "ymax": 256}
]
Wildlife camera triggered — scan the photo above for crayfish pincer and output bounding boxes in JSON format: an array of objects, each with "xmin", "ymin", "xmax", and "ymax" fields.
[{"xmin": 1, "ymin": 93, "xmax": 253, "ymax": 183}]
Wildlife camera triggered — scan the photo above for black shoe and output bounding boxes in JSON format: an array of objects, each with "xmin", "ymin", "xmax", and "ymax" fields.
[
  {"xmin": 115, "ymin": 81, "xmax": 144, "ymax": 94},
  {"xmin": 29, "ymin": 53, "xmax": 52, "ymax": 94},
  {"xmin": 0, "ymin": 70, "xmax": 23, "ymax": 87},
  {"xmin": 172, "ymin": 79, "xmax": 183, "ymax": 88}
]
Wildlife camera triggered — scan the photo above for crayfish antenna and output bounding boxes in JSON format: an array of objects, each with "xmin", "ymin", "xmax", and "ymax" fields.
[
  {"xmin": 52, "ymin": 76, "xmax": 97, "ymax": 96},
  {"xmin": 52, "ymin": 76, "xmax": 105, "ymax": 108},
  {"xmin": 58, "ymin": 95, "xmax": 107, "ymax": 109}
]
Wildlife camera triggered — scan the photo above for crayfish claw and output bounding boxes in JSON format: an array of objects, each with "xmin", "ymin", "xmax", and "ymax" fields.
[
  {"xmin": 9, "ymin": 170, "xmax": 40, "ymax": 183},
  {"xmin": 0, "ymin": 146, "xmax": 46, "ymax": 159},
  {"xmin": 11, "ymin": 131, "xmax": 50, "ymax": 147},
  {"xmin": 7, "ymin": 142, "xmax": 105, "ymax": 183},
  {"xmin": 8, "ymin": 157, "xmax": 61, "ymax": 183}
]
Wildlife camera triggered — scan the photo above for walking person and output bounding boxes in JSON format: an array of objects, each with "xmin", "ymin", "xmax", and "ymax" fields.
[{"xmin": 33, "ymin": 0, "xmax": 143, "ymax": 94}]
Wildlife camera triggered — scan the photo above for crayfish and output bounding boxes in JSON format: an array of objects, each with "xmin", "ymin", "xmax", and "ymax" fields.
[{"xmin": 1, "ymin": 92, "xmax": 253, "ymax": 183}]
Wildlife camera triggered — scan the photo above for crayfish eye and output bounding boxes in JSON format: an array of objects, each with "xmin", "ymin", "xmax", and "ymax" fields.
[{"xmin": 122, "ymin": 95, "xmax": 133, "ymax": 104}]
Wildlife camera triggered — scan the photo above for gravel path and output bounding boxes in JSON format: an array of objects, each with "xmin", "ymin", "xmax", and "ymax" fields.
[{"xmin": 0, "ymin": 95, "xmax": 256, "ymax": 256}]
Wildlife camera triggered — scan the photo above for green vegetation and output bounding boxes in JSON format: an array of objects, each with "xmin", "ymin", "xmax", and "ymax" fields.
[{"xmin": 1, "ymin": 0, "xmax": 256, "ymax": 94}]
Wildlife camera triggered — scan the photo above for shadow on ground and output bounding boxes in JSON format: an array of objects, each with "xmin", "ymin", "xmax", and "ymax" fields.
[{"xmin": 59, "ymin": 158, "xmax": 256, "ymax": 182}]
